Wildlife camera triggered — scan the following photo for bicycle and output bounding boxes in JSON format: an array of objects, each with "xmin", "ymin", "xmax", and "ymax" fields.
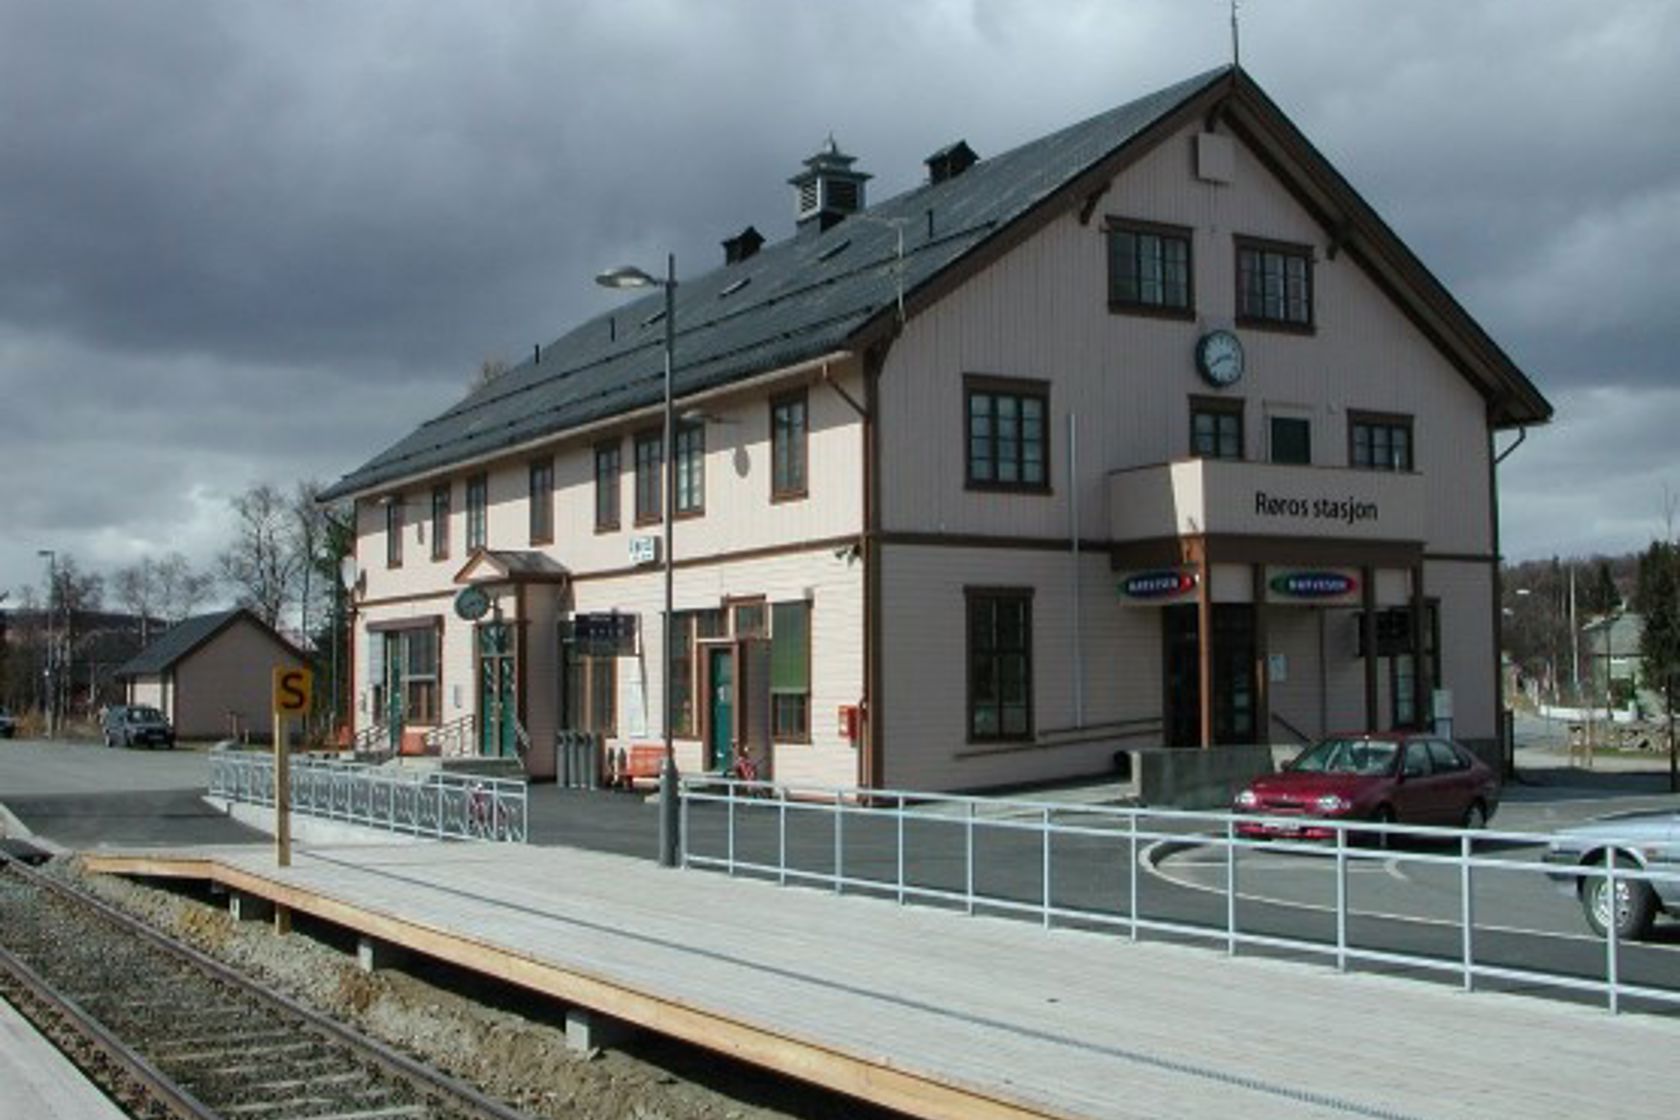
[{"xmin": 727, "ymin": 746, "xmax": 771, "ymax": 799}]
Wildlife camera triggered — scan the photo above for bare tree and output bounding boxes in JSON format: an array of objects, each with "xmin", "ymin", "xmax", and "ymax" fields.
[
  {"xmin": 218, "ymin": 484, "xmax": 302, "ymax": 627},
  {"xmin": 112, "ymin": 557, "xmax": 161, "ymax": 642},
  {"xmin": 469, "ymin": 357, "xmax": 509, "ymax": 393},
  {"xmin": 154, "ymin": 552, "xmax": 213, "ymax": 623}
]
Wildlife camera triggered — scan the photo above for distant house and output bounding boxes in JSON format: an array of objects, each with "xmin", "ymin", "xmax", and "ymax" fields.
[
  {"xmin": 1581, "ymin": 612, "xmax": 1645, "ymax": 704},
  {"xmin": 116, "ymin": 609, "xmax": 307, "ymax": 741}
]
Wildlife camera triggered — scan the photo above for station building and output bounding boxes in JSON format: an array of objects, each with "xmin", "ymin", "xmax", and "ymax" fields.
[{"xmin": 320, "ymin": 66, "xmax": 1551, "ymax": 791}]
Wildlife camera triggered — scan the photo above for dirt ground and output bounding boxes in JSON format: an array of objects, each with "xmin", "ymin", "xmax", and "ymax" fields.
[{"xmin": 56, "ymin": 859, "xmax": 889, "ymax": 1120}]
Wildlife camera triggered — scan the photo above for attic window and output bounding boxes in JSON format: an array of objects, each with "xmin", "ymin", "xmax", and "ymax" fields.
[
  {"xmin": 719, "ymin": 277, "xmax": 751, "ymax": 298},
  {"xmin": 798, "ymin": 180, "xmax": 820, "ymax": 216},
  {"xmin": 816, "ymin": 238, "xmax": 851, "ymax": 262},
  {"xmin": 640, "ymin": 308, "xmax": 667, "ymax": 328}
]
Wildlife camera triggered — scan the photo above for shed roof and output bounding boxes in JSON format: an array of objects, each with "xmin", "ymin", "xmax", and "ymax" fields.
[
  {"xmin": 116, "ymin": 608, "xmax": 303, "ymax": 679},
  {"xmin": 321, "ymin": 66, "xmax": 1549, "ymax": 503}
]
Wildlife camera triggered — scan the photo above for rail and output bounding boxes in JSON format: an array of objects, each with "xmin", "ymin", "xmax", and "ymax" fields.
[
  {"xmin": 423, "ymin": 714, "xmax": 476, "ymax": 758},
  {"xmin": 211, "ymin": 749, "xmax": 527, "ymax": 843},
  {"xmin": 679, "ymin": 777, "xmax": 1680, "ymax": 1015}
]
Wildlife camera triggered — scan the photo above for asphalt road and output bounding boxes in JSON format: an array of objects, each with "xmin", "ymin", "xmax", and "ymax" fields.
[{"xmin": 4, "ymin": 734, "xmax": 1676, "ymax": 1014}]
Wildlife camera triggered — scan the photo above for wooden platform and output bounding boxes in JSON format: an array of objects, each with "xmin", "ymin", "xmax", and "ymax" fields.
[{"xmin": 85, "ymin": 841, "xmax": 1679, "ymax": 1120}]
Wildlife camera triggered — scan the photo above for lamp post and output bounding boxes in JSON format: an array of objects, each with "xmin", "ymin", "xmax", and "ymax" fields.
[
  {"xmin": 597, "ymin": 253, "xmax": 680, "ymax": 868},
  {"xmin": 37, "ymin": 549, "xmax": 56, "ymax": 739}
]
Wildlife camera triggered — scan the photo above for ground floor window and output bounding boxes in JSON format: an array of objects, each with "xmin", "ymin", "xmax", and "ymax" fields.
[
  {"xmin": 1385, "ymin": 603, "xmax": 1441, "ymax": 728},
  {"xmin": 371, "ymin": 625, "xmax": 440, "ymax": 727},
  {"xmin": 771, "ymin": 600, "xmax": 811, "ymax": 742},
  {"xmin": 967, "ymin": 589, "xmax": 1033, "ymax": 741}
]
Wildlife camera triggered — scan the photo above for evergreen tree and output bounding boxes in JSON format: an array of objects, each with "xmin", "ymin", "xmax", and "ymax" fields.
[{"xmin": 1636, "ymin": 541, "xmax": 1680, "ymax": 791}]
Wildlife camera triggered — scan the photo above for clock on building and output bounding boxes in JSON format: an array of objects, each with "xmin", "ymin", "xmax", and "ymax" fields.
[{"xmin": 1195, "ymin": 329, "xmax": 1245, "ymax": 387}]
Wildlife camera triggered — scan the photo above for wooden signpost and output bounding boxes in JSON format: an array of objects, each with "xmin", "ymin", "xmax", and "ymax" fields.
[{"xmin": 271, "ymin": 666, "xmax": 312, "ymax": 870}]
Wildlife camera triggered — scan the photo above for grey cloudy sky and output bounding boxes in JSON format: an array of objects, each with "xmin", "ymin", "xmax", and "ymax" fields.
[{"xmin": 3, "ymin": 0, "xmax": 1677, "ymax": 601}]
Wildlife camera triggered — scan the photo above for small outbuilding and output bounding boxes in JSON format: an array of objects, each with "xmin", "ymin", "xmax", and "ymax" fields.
[{"xmin": 116, "ymin": 608, "xmax": 307, "ymax": 741}]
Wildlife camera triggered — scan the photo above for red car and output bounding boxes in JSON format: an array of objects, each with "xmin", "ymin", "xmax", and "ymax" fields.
[{"xmin": 1233, "ymin": 734, "xmax": 1500, "ymax": 840}]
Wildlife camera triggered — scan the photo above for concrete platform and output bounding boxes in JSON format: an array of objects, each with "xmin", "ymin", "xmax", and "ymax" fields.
[
  {"xmin": 0, "ymin": 997, "xmax": 129, "ymax": 1120},
  {"xmin": 83, "ymin": 839, "xmax": 1680, "ymax": 1120}
]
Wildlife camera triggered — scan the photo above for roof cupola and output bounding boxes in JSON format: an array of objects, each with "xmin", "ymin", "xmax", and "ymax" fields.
[{"xmin": 788, "ymin": 136, "xmax": 871, "ymax": 232}]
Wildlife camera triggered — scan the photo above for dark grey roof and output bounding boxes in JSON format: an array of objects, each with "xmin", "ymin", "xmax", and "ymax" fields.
[
  {"xmin": 322, "ymin": 63, "xmax": 1550, "ymax": 503},
  {"xmin": 320, "ymin": 67, "xmax": 1230, "ymax": 501},
  {"xmin": 116, "ymin": 609, "xmax": 298, "ymax": 678}
]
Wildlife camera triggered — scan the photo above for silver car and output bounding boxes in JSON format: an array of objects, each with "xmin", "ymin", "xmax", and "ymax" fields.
[{"xmin": 1545, "ymin": 809, "xmax": 1680, "ymax": 940}]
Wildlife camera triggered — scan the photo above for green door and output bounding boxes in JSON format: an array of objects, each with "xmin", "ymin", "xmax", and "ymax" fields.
[
  {"xmin": 384, "ymin": 634, "xmax": 405, "ymax": 748},
  {"xmin": 478, "ymin": 622, "xmax": 517, "ymax": 757},
  {"xmin": 708, "ymin": 648, "xmax": 734, "ymax": 771}
]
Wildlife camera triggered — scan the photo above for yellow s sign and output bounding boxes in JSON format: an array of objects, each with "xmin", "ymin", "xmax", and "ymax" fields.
[{"xmin": 272, "ymin": 667, "xmax": 313, "ymax": 715}]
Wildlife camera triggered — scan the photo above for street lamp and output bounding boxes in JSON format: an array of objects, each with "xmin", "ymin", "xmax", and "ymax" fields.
[
  {"xmin": 37, "ymin": 549, "xmax": 55, "ymax": 739},
  {"xmin": 596, "ymin": 253, "xmax": 680, "ymax": 868}
]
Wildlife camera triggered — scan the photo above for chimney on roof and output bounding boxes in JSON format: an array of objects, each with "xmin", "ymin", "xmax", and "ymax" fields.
[
  {"xmin": 722, "ymin": 225, "xmax": 765, "ymax": 265},
  {"xmin": 925, "ymin": 140, "xmax": 978, "ymax": 185},
  {"xmin": 789, "ymin": 136, "xmax": 870, "ymax": 232}
]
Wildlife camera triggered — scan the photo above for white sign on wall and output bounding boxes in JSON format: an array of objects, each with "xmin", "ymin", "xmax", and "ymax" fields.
[{"xmin": 629, "ymin": 536, "xmax": 659, "ymax": 566}]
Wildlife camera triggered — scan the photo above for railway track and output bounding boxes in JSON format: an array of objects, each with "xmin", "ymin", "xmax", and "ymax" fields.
[{"xmin": 0, "ymin": 856, "xmax": 536, "ymax": 1120}]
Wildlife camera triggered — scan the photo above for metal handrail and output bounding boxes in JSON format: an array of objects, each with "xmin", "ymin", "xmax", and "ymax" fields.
[
  {"xmin": 422, "ymin": 714, "xmax": 476, "ymax": 759},
  {"xmin": 209, "ymin": 749, "xmax": 527, "ymax": 844},
  {"xmin": 678, "ymin": 776, "xmax": 1680, "ymax": 1015}
]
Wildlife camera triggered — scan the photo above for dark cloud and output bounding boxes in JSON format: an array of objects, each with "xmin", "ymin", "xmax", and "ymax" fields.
[{"xmin": 2, "ymin": 0, "xmax": 1675, "ymax": 593}]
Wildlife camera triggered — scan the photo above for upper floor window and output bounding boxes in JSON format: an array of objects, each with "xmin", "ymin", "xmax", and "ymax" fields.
[
  {"xmin": 634, "ymin": 430, "xmax": 663, "ymax": 525},
  {"xmin": 528, "ymin": 458, "xmax": 554, "ymax": 544},
  {"xmin": 465, "ymin": 473, "xmax": 488, "ymax": 551},
  {"xmin": 594, "ymin": 441, "xmax": 621, "ymax": 532},
  {"xmin": 1269, "ymin": 416, "xmax": 1311, "ymax": 465},
  {"xmin": 1191, "ymin": 397, "xmax": 1243, "ymax": 460},
  {"xmin": 966, "ymin": 377, "xmax": 1049, "ymax": 491},
  {"xmin": 1350, "ymin": 413, "xmax": 1413, "ymax": 471},
  {"xmin": 675, "ymin": 421, "xmax": 704, "ymax": 516},
  {"xmin": 430, "ymin": 484, "xmax": 450, "ymax": 561},
  {"xmin": 1236, "ymin": 236, "xmax": 1313, "ymax": 328},
  {"xmin": 1107, "ymin": 219, "xmax": 1192, "ymax": 315},
  {"xmin": 385, "ymin": 497, "xmax": 404, "ymax": 568},
  {"xmin": 771, "ymin": 391, "xmax": 809, "ymax": 501}
]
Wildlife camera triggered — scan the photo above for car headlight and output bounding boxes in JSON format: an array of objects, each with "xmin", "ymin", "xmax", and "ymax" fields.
[
  {"xmin": 1234, "ymin": 789, "xmax": 1258, "ymax": 810},
  {"xmin": 1315, "ymin": 794, "xmax": 1349, "ymax": 814}
]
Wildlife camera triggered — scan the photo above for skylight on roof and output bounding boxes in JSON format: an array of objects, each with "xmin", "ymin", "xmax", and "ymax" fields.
[
  {"xmin": 816, "ymin": 238, "xmax": 851, "ymax": 262},
  {"xmin": 719, "ymin": 277, "xmax": 751, "ymax": 298}
]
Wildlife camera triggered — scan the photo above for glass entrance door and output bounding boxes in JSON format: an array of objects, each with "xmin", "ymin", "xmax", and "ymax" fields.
[
  {"xmin": 1162, "ymin": 604, "xmax": 1256, "ymax": 746},
  {"xmin": 708, "ymin": 647, "xmax": 734, "ymax": 771}
]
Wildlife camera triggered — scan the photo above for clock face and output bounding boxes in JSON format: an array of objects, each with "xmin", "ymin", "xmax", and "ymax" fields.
[{"xmin": 1197, "ymin": 330, "xmax": 1244, "ymax": 387}]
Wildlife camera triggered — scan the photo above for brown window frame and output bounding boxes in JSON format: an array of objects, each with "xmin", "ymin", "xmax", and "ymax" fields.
[
  {"xmin": 1349, "ymin": 411, "xmax": 1415, "ymax": 472},
  {"xmin": 770, "ymin": 599, "xmax": 812, "ymax": 744},
  {"xmin": 1235, "ymin": 234, "xmax": 1315, "ymax": 332},
  {"xmin": 465, "ymin": 473, "xmax": 488, "ymax": 553},
  {"xmin": 674, "ymin": 420, "xmax": 705, "ymax": 518},
  {"xmin": 385, "ymin": 497, "xmax": 404, "ymax": 569},
  {"xmin": 964, "ymin": 374, "xmax": 1051, "ymax": 493},
  {"xmin": 966, "ymin": 587, "xmax": 1034, "ymax": 743},
  {"xmin": 770, "ymin": 390, "xmax": 809, "ymax": 502},
  {"xmin": 594, "ymin": 440, "xmax": 621, "ymax": 533},
  {"xmin": 1190, "ymin": 395, "xmax": 1245, "ymax": 460},
  {"xmin": 633, "ymin": 429, "xmax": 663, "ymax": 526},
  {"xmin": 527, "ymin": 458, "xmax": 554, "ymax": 545},
  {"xmin": 1105, "ymin": 217, "xmax": 1194, "ymax": 318},
  {"xmin": 430, "ymin": 483, "xmax": 451, "ymax": 561}
]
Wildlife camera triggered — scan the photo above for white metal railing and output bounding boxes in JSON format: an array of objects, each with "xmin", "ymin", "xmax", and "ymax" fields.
[
  {"xmin": 679, "ymin": 778, "xmax": 1679, "ymax": 1015},
  {"xmin": 211, "ymin": 750, "xmax": 527, "ymax": 843},
  {"xmin": 423, "ymin": 715, "xmax": 476, "ymax": 759}
]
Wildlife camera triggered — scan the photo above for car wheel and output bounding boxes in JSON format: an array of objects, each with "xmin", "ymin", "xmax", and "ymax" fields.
[
  {"xmin": 1462, "ymin": 800, "xmax": 1488, "ymax": 830},
  {"xmin": 1580, "ymin": 854, "xmax": 1657, "ymax": 940}
]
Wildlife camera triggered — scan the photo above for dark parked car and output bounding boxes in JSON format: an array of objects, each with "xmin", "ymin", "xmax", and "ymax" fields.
[
  {"xmin": 0, "ymin": 707, "xmax": 15, "ymax": 739},
  {"xmin": 102, "ymin": 704, "xmax": 175, "ymax": 749},
  {"xmin": 1233, "ymin": 733, "xmax": 1500, "ymax": 840},
  {"xmin": 1545, "ymin": 810, "xmax": 1679, "ymax": 940}
]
